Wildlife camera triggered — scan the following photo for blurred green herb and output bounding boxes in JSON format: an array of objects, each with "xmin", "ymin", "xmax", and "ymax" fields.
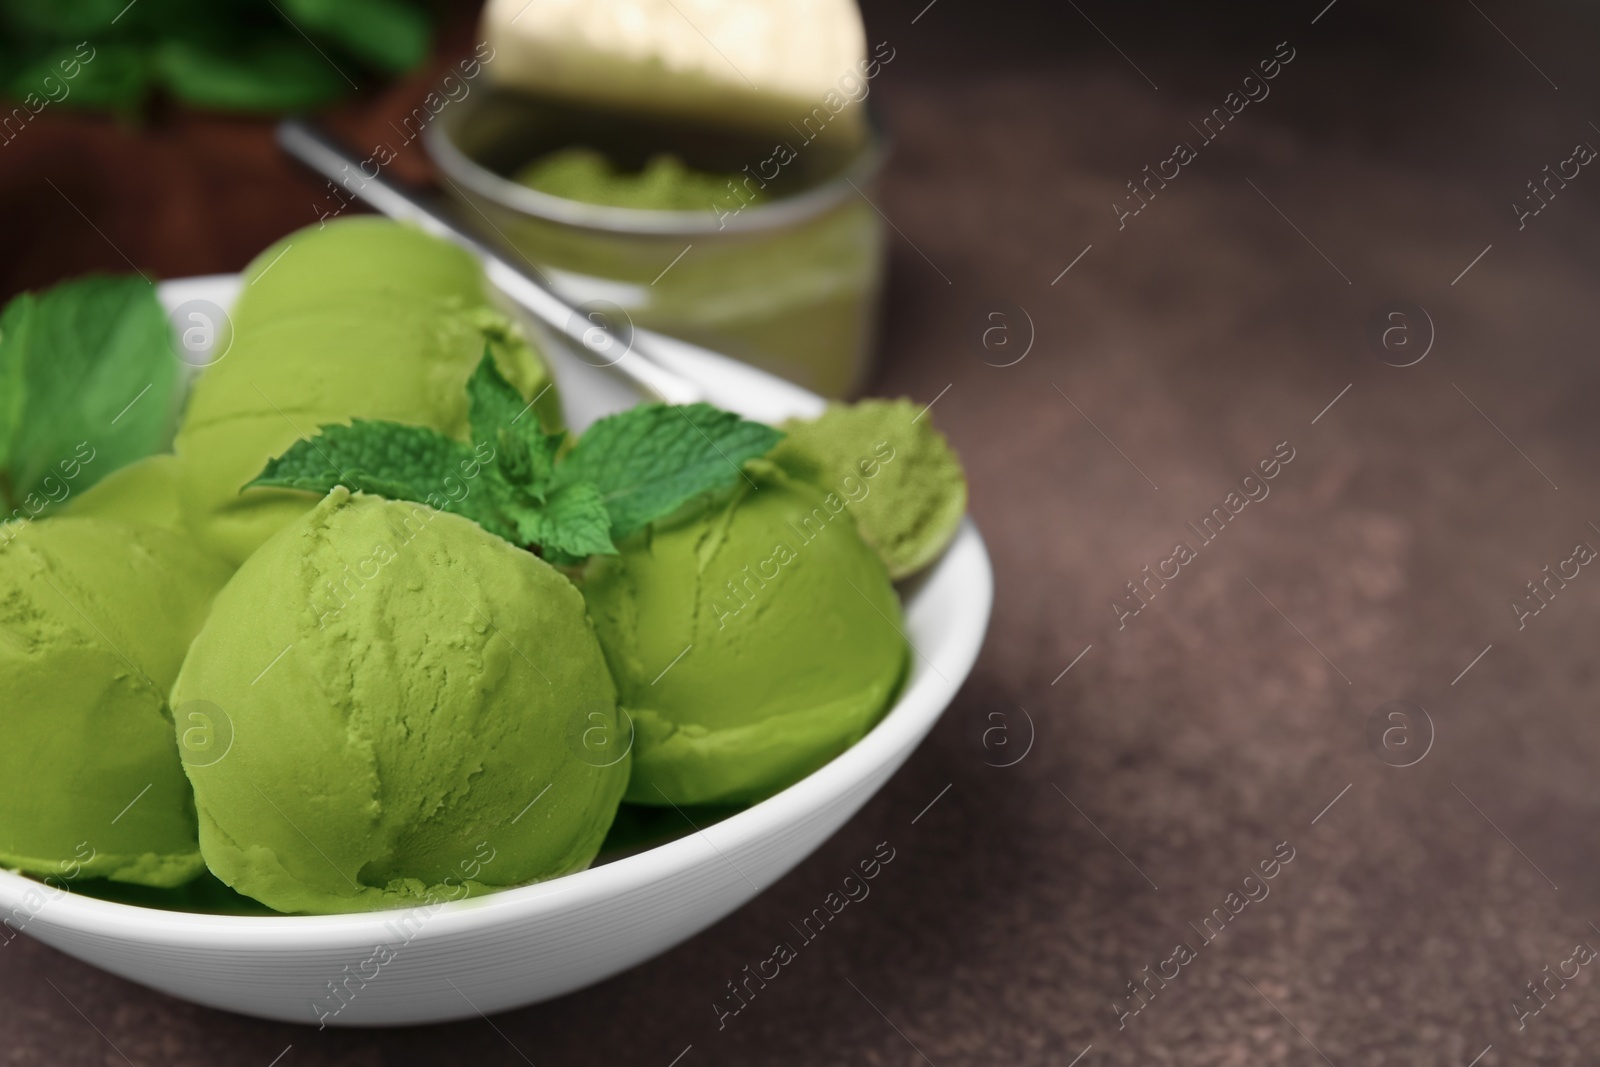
[
  {"xmin": 0, "ymin": 275, "xmax": 178, "ymax": 513},
  {"xmin": 0, "ymin": 0, "xmax": 431, "ymax": 114}
]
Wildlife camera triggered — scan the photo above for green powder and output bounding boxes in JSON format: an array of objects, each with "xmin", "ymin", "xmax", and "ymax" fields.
[{"xmin": 514, "ymin": 148, "xmax": 762, "ymax": 212}]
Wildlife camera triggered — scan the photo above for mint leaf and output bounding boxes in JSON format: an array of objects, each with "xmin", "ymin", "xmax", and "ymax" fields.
[
  {"xmin": 156, "ymin": 36, "xmax": 350, "ymax": 112},
  {"xmin": 465, "ymin": 350, "xmax": 563, "ymax": 496},
  {"xmin": 507, "ymin": 482, "xmax": 616, "ymax": 560},
  {"xmin": 466, "ymin": 351, "xmax": 531, "ymax": 454},
  {"xmin": 0, "ymin": 0, "xmax": 128, "ymax": 37},
  {"xmin": 281, "ymin": 0, "xmax": 430, "ymax": 73},
  {"xmin": 0, "ymin": 275, "xmax": 178, "ymax": 513},
  {"xmin": 247, "ymin": 420, "xmax": 518, "ymax": 541},
  {"xmin": 557, "ymin": 403, "xmax": 782, "ymax": 538},
  {"xmin": 496, "ymin": 429, "xmax": 562, "ymax": 500},
  {"xmin": 5, "ymin": 41, "xmax": 150, "ymax": 110}
]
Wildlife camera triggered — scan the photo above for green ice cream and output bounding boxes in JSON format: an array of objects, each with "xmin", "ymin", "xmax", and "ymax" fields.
[
  {"xmin": 65, "ymin": 454, "xmax": 186, "ymax": 531},
  {"xmin": 170, "ymin": 489, "xmax": 629, "ymax": 914},
  {"xmin": 174, "ymin": 218, "xmax": 562, "ymax": 566},
  {"xmin": 515, "ymin": 148, "xmax": 766, "ymax": 211},
  {"xmin": 0, "ymin": 517, "xmax": 231, "ymax": 887},
  {"xmin": 773, "ymin": 399, "xmax": 967, "ymax": 579},
  {"xmin": 582, "ymin": 462, "xmax": 907, "ymax": 807}
]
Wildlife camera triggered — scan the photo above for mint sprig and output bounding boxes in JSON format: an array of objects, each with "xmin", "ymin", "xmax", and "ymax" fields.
[{"xmin": 246, "ymin": 350, "xmax": 783, "ymax": 559}]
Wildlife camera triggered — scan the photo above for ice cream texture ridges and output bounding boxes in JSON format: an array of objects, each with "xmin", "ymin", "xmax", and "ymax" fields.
[
  {"xmin": 173, "ymin": 218, "xmax": 561, "ymax": 566},
  {"xmin": 0, "ymin": 517, "xmax": 232, "ymax": 886},
  {"xmin": 170, "ymin": 489, "xmax": 630, "ymax": 914},
  {"xmin": 582, "ymin": 461, "xmax": 906, "ymax": 807}
]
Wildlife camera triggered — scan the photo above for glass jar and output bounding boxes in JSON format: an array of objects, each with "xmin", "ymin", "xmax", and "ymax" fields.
[{"xmin": 426, "ymin": 91, "xmax": 887, "ymax": 398}]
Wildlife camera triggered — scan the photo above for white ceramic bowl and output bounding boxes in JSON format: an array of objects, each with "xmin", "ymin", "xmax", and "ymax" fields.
[{"xmin": 0, "ymin": 276, "xmax": 992, "ymax": 1026}]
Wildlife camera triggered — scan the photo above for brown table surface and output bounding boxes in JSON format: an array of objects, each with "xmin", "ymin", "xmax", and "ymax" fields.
[{"xmin": 6, "ymin": 2, "xmax": 1600, "ymax": 1063}]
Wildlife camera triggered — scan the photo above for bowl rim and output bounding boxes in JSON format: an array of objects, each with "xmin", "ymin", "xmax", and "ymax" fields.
[
  {"xmin": 423, "ymin": 93, "xmax": 889, "ymax": 237},
  {"xmin": 0, "ymin": 273, "xmax": 993, "ymax": 949}
]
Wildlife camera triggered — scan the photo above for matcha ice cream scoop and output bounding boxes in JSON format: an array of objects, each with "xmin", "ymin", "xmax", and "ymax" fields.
[
  {"xmin": 0, "ymin": 517, "xmax": 231, "ymax": 887},
  {"xmin": 582, "ymin": 462, "xmax": 907, "ymax": 807},
  {"xmin": 65, "ymin": 454, "xmax": 186, "ymax": 532},
  {"xmin": 170, "ymin": 489, "xmax": 629, "ymax": 914},
  {"xmin": 772, "ymin": 398, "xmax": 967, "ymax": 579},
  {"xmin": 174, "ymin": 218, "xmax": 561, "ymax": 566}
]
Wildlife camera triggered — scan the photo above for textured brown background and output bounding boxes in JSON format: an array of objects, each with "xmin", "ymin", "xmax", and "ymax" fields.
[{"xmin": 5, "ymin": 1, "xmax": 1600, "ymax": 1064}]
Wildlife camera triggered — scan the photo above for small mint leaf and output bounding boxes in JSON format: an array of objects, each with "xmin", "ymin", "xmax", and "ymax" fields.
[
  {"xmin": 497, "ymin": 426, "xmax": 561, "ymax": 499},
  {"xmin": 507, "ymin": 482, "xmax": 616, "ymax": 559},
  {"xmin": 466, "ymin": 349, "xmax": 529, "ymax": 453},
  {"xmin": 556, "ymin": 403, "xmax": 782, "ymax": 538},
  {"xmin": 466, "ymin": 349, "xmax": 564, "ymax": 497},
  {"xmin": 248, "ymin": 420, "xmax": 518, "ymax": 541},
  {"xmin": 496, "ymin": 433, "xmax": 531, "ymax": 488}
]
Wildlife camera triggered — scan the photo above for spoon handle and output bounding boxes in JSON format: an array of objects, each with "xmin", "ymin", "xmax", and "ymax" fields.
[{"xmin": 275, "ymin": 118, "xmax": 704, "ymax": 407}]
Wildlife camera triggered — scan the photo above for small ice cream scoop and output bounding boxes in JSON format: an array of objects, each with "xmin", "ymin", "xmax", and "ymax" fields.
[{"xmin": 773, "ymin": 398, "xmax": 968, "ymax": 579}]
